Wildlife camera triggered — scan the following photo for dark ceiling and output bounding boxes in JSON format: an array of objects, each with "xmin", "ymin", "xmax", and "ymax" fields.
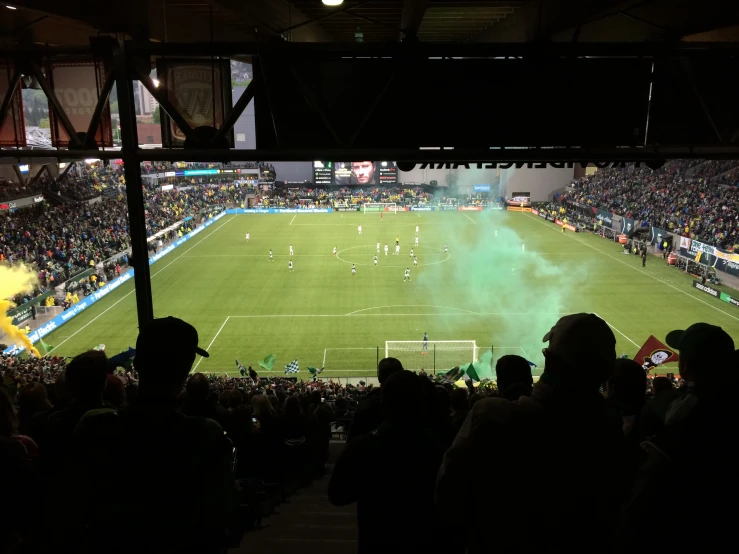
[{"xmin": 2, "ymin": 0, "xmax": 739, "ymax": 47}]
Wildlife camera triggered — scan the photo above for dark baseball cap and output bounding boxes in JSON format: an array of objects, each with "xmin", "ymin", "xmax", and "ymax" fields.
[
  {"xmin": 666, "ymin": 323, "xmax": 734, "ymax": 362},
  {"xmin": 136, "ymin": 316, "xmax": 209, "ymax": 360},
  {"xmin": 542, "ymin": 313, "xmax": 616, "ymax": 370}
]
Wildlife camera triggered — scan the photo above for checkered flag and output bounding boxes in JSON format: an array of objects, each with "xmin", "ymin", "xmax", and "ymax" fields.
[{"xmin": 285, "ymin": 359, "xmax": 300, "ymax": 374}]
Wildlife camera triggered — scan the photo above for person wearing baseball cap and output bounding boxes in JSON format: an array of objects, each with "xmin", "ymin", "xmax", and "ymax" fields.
[
  {"xmin": 541, "ymin": 312, "xmax": 617, "ymax": 389},
  {"xmin": 437, "ymin": 314, "xmax": 623, "ymax": 554},
  {"xmin": 74, "ymin": 316, "xmax": 236, "ymax": 553},
  {"xmin": 134, "ymin": 316, "xmax": 209, "ymax": 386},
  {"xmin": 619, "ymin": 323, "xmax": 739, "ymax": 553},
  {"xmin": 665, "ymin": 322, "xmax": 734, "ymax": 387}
]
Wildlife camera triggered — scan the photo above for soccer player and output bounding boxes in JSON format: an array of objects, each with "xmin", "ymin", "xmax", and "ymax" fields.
[
  {"xmin": 351, "ymin": 264, "xmax": 357, "ymax": 277},
  {"xmin": 413, "ymin": 256, "xmax": 418, "ymax": 267},
  {"xmin": 373, "ymin": 255, "xmax": 378, "ymax": 266},
  {"xmin": 358, "ymin": 225, "xmax": 362, "ymax": 235},
  {"xmin": 245, "ymin": 232, "xmax": 250, "ymax": 243},
  {"xmin": 404, "ymin": 268, "xmax": 411, "ymax": 281},
  {"xmin": 444, "ymin": 244, "xmax": 448, "ymax": 254},
  {"xmin": 289, "ymin": 244, "xmax": 294, "ymax": 256},
  {"xmin": 395, "ymin": 244, "xmax": 400, "ymax": 255},
  {"xmin": 422, "ymin": 332, "xmax": 428, "ymax": 353},
  {"xmin": 416, "ymin": 225, "xmax": 419, "ymax": 236},
  {"xmin": 495, "ymin": 230, "xmax": 498, "ymax": 238},
  {"xmin": 288, "ymin": 260, "xmax": 294, "ymax": 272},
  {"xmin": 409, "ymin": 248, "xmax": 414, "ymax": 259},
  {"xmin": 269, "ymin": 249, "xmax": 273, "ymax": 261},
  {"xmin": 414, "ymin": 235, "xmax": 419, "ymax": 246},
  {"xmin": 522, "ymin": 244, "xmax": 525, "ymax": 252},
  {"xmin": 395, "ymin": 236, "xmax": 399, "ymax": 245},
  {"xmin": 376, "ymin": 242, "xmax": 380, "ymax": 253},
  {"xmin": 332, "ymin": 246, "xmax": 337, "ymax": 256},
  {"xmin": 384, "ymin": 244, "xmax": 389, "ymax": 256}
]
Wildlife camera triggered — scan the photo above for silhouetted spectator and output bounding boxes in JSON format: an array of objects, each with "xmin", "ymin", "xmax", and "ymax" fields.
[
  {"xmin": 437, "ymin": 313, "xmax": 623, "ymax": 554},
  {"xmin": 619, "ymin": 323, "xmax": 739, "ymax": 553},
  {"xmin": 329, "ymin": 371, "xmax": 450, "ymax": 553},
  {"xmin": 181, "ymin": 372, "xmax": 227, "ymax": 425},
  {"xmin": 495, "ymin": 354, "xmax": 534, "ymax": 400},
  {"xmin": 74, "ymin": 317, "xmax": 236, "ymax": 554},
  {"xmin": 348, "ymin": 357, "xmax": 403, "ymax": 440}
]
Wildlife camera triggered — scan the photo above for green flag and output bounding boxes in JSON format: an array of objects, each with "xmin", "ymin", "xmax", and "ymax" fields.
[
  {"xmin": 465, "ymin": 363, "xmax": 481, "ymax": 382},
  {"xmin": 258, "ymin": 354, "xmax": 276, "ymax": 371},
  {"xmin": 40, "ymin": 340, "xmax": 54, "ymax": 355}
]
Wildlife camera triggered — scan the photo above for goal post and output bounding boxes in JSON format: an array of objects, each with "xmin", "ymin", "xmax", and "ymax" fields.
[
  {"xmin": 363, "ymin": 203, "xmax": 398, "ymax": 213},
  {"xmin": 385, "ymin": 340, "xmax": 479, "ymax": 372}
]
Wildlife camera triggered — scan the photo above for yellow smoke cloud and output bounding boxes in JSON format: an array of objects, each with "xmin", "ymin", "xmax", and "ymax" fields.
[{"xmin": 0, "ymin": 264, "xmax": 42, "ymax": 358}]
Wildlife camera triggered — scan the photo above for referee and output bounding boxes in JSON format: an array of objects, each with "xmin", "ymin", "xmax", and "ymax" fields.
[{"xmin": 422, "ymin": 332, "xmax": 428, "ymax": 354}]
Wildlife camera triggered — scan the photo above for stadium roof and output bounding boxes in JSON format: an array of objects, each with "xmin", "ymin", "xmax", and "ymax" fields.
[{"xmin": 2, "ymin": 0, "xmax": 739, "ymax": 46}]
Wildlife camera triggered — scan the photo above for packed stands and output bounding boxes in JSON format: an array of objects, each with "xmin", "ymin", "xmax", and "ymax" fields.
[
  {"xmin": 0, "ymin": 179, "xmax": 42, "ymax": 202},
  {"xmin": 562, "ymin": 160, "xmax": 739, "ymax": 250},
  {"xmin": 1, "ymin": 313, "xmax": 731, "ymax": 554}
]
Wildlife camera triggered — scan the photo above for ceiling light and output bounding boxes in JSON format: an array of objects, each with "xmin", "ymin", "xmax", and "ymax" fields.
[
  {"xmin": 6, "ymin": 5, "xmax": 17, "ymax": 9},
  {"xmin": 152, "ymin": 78, "xmax": 160, "ymax": 88},
  {"xmin": 322, "ymin": 0, "xmax": 343, "ymax": 6}
]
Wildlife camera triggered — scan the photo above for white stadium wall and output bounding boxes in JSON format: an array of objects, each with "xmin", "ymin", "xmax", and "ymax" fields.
[
  {"xmin": 500, "ymin": 166, "xmax": 575, "ymax": 202},
  {"xmin": 398, "ymin": 165, "xmax": 501, "ymax": 193}
]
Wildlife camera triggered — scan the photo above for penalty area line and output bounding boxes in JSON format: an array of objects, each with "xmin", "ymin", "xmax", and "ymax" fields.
[
  {"xmin": 193, "ymin": 316, "xmax": 231, "ymax": 372},
  {"xmin": 593, "ymin": 312, "xmax": 639, "ymax": 348},
  {"xmin": 463, "ymin": 213, "xmax": 477, "ymax": 224}
]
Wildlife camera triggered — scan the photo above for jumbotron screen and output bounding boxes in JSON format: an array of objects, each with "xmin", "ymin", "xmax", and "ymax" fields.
[{"xmin": 314, "ymin": 161, "xmax": 398, "ymax": 186}]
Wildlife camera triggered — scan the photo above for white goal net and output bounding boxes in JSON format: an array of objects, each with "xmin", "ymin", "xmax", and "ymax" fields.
[
  {"xmin": 385, "ymin": 340, "xmax": 479, "ymax": 371},
  {"xmin": 363, "ymin": 203, "xmax": 398, "ymax": 213}
]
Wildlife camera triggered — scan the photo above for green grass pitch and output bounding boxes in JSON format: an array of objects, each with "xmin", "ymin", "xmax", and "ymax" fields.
[{"xmin": 39, "ymin": 210, "xmax": 739, "ymax": 379}]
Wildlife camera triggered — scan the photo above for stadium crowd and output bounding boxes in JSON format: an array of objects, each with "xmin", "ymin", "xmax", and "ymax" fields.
[
  {"xmin": 0, "ymin": 179, "xmax": 42, "ymax": 203},
  {"xmin": 1, "ymin": 312, "xmax": 731, "ymax": 553},
  {"xmin": 563, "ymin": 159, "xmax": 739, "ymax": 249}
]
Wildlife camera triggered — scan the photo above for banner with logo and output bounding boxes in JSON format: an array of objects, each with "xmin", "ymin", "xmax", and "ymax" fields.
[
  {"xmin": 620, "ymin": 217, "xmax": 637, "ymax": 237},
  {"xmin": 229, "ymin": 208, "xmax": 332, "ymax": 214},
  {"xmin": 692, "ymin": 280, "xmax": 720, "ymax": 298},
  {"xmin": 459, "ymin": 206, "xmax": 483, "ymax": 211},
  {"xmin": 595, "ymin": 209, "xmax": 613, "ymax": 229},
  {"xmin": 8, "ymin": 290, "xmax": 55, "ymax": 326},
  {"xmin": 410, "ymin": 206, "xmax": 434, "ymax": 211},
  {"xmin": 474, "ymin": 184, "xmax": 491, "ymax": 193},
  {"xmin": 0, "ymin": 62, "xmax": 26, "ymax": 147},
  {"xmin": 649, "ymin": 226, "xmax": 671, "ymax": 246},
  {"xmin": 157, "ymin": 59, "xmax": 233, "ymax": 147},
  {"xmin": 48, "ymin": 61, "xmax": 113, "ymax": 147}
]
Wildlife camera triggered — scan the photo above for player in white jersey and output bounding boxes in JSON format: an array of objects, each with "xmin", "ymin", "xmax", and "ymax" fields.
[
  {"xmin": 351, "ymin": 264, "xmax": 357, "ymax": 277},
  {"xmin": 404, "ymin": 268, "xmax": 411, "ymax": 281},
  {"xmin": 495, "ymin": 230, "xmax": 498, "ymax": 237},
  {"xmin": 376, "ymin": 242, "xmax": 380, "ymax": 252},
  {"xmin": 444, "ymin": 244, "xmax": 448, "ymax": 253},
  {"xmin": 373, "ymin": 255, "xmax": 378, "ymax": 266},
  {"xmin": 269, "ymin": 249, "xmax": 274, "ymax": 261},
  {"xmin": 332, "ymin": 246, "xmax": 337, "ymax": 256},
  {"xmin": 416, "ymin": 225, "xmax": 419, "ymax": 235},
  {"xmin": 289, "ymin": 244, "xmax": 294, "ymax": 256},
  {"xmin": 384, "ymin": 244, "xmax": 389, "ymax": 256},
  {"xmin": 522, "ymin": 243, "xmax": 525, "ymax": 252},
  {"xmin": 414, "ymin": 235, "xmax": 419, "ymax": 246},
  {"xmin": 288, "ymin": 260, "xmax": 294, "ymax": 272},
  {"xmin": 413, "ymin": 256, "xmax": 418, "ymax": 267},
  {"xmin": 358, "ymin": 225, "xmax": 362, "ymax": 235},
  {"xmin": 245, "ymin": 233, "xmax": 250, "ymax": 242},
  {"xmin": 409, "ymin": 248, "xmax": 414, "ymax": 259},
  {"xmin": 395, "ymin": 244, "xmax": 400, "ymax": 255}
]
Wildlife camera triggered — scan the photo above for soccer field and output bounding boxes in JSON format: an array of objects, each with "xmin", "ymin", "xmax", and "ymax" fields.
[{"xmin": 39, "ymin": 209, "xmax": 739, "ymax": 379}]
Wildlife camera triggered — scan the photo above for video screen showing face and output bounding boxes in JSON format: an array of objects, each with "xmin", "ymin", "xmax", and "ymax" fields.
[{"xmin": 334, "ymin": 161, "xmax": 377, "ymax": 185}]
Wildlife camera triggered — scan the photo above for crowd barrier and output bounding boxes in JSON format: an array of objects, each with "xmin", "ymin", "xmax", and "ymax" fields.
[
  {"xmin": 680, "ymin": 236, "xmax": 739, "ymax": 278},
  {"xmin": 2, "ymin": 210, "xmax": 228, "ymax": 356}
]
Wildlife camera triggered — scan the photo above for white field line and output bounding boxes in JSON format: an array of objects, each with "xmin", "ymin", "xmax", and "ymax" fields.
[
  {"xmin": 346, "ymin": 304, "xmax": 480, "ymax": 316},
  {"xmin": 183, "ymin": 254, "xmax": 333, "ymax": 258},
  {"xmin": 51, "ymin": 216, "xmax": 235, "ymax": 351},
  {"xmin": 593, "ymin": 311, "xmax": 640, "ymax": 348},
  {"xmin": 463, "ymin": 213, "xmax": 477, "ymax": 224},
  {"xmin": 192, "ymin": 316, "xmax": 230, "ymax": 371},
  {"xmin": 526, "ymin": 213, "xmax": 739, "ymax": 324},
  {"xmin": 289, "ymin": 214, "xmax": 297, "ymax": 225},
  {"xmin": 228, "ymin": 312, "xmax": 571, "ymax": 318}
]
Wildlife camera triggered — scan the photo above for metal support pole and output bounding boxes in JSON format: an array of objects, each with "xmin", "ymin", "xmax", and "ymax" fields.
[
  {"xmin": 433, "ymin": 344, "xmax": 436, "ymax": 374},
  {"xmin": 376, "ymin": 346, "xmax": 379, "ymax": 373},
  {"xmin": 114, "ymin": 43, "xmax": 154, "ymax": 330}
]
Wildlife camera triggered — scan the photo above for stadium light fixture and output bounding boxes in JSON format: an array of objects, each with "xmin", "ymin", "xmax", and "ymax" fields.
[
  {"xmin": 322, "ymin": 0, "xmax": 343, "ymax": 6},
  {"xmin": 6, "ymin": 5, "xmax": 17, "ymax": 8}
]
